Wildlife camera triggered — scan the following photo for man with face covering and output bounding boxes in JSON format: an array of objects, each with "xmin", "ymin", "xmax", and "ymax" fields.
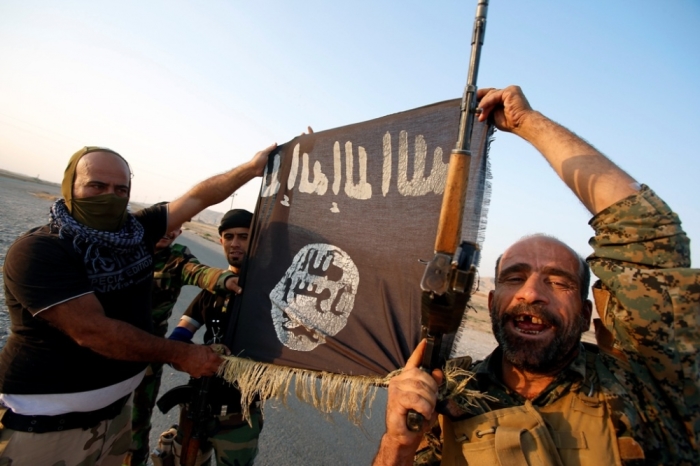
[
  {"xmin": 0, "ymin": 144, "xmax": 275, "ymax": 465},
  {"xmin": 373, "ymin": 86, "xmax": 699, "ymax": 465},
  {"xmin": 166, "ymin": 209, "xmax": 261, "ymax": 466}
]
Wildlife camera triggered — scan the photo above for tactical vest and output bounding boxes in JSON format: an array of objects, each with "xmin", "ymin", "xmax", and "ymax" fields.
[{"xmin": 440, "ymin": 349, "xmax": 644, "ymax": 465}]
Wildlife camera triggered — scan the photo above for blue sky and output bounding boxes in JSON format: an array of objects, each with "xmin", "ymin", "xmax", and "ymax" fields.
[{"xmin": 1, "ymin": 0, "xmax": 698, "ymax": 274}]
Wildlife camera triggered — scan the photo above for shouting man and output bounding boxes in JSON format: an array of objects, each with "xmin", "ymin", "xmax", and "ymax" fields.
[{"xmin": 374, "ymin": 86, "xmax": 699, "ymax": 466}]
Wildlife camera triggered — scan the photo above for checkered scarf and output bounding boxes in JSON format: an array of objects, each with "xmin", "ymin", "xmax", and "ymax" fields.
[{"xmin": 50, "ymin": 199, "xmax": 145, "ymax": 269}]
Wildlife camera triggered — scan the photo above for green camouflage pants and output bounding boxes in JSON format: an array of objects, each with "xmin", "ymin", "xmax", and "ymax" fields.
[
  {"xmin": 127, "ymin": 321, "xmax": 168, "ymax": 466},
  {"xmin": 0, "ymin": 396, "xmax": 132, "ymax": 466},
  {"xmin": 126, "ymin": 361, "xmax": 164, "ymax": 465},
  {"xmin": 208, "ymin": 411, "xmax": 262, "ymax": 466},
  {"xmin": 165, "ymin": 410, "xmax": 262, "ymax": 466}
]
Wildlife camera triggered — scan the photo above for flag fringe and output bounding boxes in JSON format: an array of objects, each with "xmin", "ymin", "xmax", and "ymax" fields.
[{"xmin": 217, "ymin": 355, "xmax": 493, "ymax": 425}]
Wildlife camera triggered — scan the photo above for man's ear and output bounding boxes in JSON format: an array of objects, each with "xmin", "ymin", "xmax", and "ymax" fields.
[
  {"xmin": 488, "ymin": 290, "xmax": 494, "ymax": 310},
  {"xmin": 219, "ymin": 236, "xmax": 224, "ymax": 246}
]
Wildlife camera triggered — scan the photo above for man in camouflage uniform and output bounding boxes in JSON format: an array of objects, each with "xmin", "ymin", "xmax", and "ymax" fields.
[
  {"xmin": 168, "ymin": 209, "xmax": 261, "ymax": 466},
  {"xmin": 374, "ymin": 86, "xmax": 699, "ymax": 465},
  {"xmin": 125, "ymin": 222, "xmax": 241, "ymax": 466}
]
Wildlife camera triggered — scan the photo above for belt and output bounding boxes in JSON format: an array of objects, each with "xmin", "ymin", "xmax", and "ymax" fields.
[{"xmin": 0, "ymin": 394, "xmax": 130, "ymax": 433}]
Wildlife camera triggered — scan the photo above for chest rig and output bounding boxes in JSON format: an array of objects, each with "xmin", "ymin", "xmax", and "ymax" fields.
[{"xmin": 440, "ymin": 348, "xmax": 644, "ymax": 465}]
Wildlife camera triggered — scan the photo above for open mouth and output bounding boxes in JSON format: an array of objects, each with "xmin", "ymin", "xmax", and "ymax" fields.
[{"xmin": 512, "ymin": 314, "xmax": 552, "ymax": 335}]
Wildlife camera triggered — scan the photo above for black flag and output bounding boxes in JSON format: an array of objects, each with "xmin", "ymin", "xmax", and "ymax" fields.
[{"xmin": 228, "ymin": 99, "xmax": 491, "ymax": 376}]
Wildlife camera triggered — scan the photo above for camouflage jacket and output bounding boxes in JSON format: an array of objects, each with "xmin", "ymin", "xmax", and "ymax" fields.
[
  {"xmin": 150, "ymin": 243, "xmax": 234, "ymax": 334},
  {"xmin": 416, "ymin": 186, "xmax": 699, "ymax": 465}
]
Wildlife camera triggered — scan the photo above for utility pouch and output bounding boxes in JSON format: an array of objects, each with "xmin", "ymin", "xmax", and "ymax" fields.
[{"xmin": 444, "ymin": 401, "xmax": 563, "ymax": 466}]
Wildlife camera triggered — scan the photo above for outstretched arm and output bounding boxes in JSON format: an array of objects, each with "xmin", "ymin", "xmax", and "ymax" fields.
[
  {"xmin": 477, "ymin": 86, "xmax": 639, "ymax": 215},
  {"xmin": 180, "ymin": 254, "xmax": 241, "ymax": 295},
  {"xmin": 166, "ymin": 143, "xmax": 277, "ymax": 232},
  {"xmin": 373, "ymin": 340, "xmax": 443, "ymax": 466}
]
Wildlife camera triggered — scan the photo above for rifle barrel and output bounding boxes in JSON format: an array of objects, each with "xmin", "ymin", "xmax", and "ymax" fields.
[
  {"xmin": 433, "ymin": 0, "xmax": 488, "ymax": 257},
  {"xmin": 456, "ymin": 0, "xmax": 488, "ymax": 154}
]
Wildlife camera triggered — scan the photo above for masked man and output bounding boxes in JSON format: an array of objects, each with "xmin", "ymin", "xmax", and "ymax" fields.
[{"xmin": 0, "ymin": 143, "xmax": 275, "ymax": 465}]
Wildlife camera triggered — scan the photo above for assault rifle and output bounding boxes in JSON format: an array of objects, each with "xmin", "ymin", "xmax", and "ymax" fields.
[
  {"xmin": 156, "ymin": 376, "xmax": 215, "ymax": 466},
  {"xmin": 406, "ymin": 0, "xmax": 489, "ymax": 431}
]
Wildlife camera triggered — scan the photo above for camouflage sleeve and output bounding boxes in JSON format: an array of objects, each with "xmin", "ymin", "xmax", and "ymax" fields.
[
  {"xmin": 587, "ymin": 185, "xmax": 700, "ymax": 444},
  {"xmin": 413, "ymin": 423, "xmax": 443, "ymax": 466},
  {"xmin": 175, "ymin": 245, "xmax": 234, "ymax": 294}
]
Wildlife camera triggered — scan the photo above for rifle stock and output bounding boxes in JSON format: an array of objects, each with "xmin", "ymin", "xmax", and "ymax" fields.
[{"xmin": 407, "ymin": 0, "xmax": 488, "ymax": 432}]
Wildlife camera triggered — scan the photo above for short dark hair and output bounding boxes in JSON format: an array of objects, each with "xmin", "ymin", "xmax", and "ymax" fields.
[{"xmin": 494, "ymin": 235, "xmax": 590, "ymax": 302}]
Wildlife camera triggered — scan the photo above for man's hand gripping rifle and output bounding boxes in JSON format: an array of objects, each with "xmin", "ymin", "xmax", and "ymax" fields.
[{"xmin": 406, "ymin": 0, "xmax": 488, "ymax": 432}]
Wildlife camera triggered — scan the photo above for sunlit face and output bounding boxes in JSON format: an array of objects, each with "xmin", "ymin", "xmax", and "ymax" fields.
[
  {"xmin": 155, "ymin": 229, "xmax": 182, "ymax": 251},
  {"xmin": 72, "ymin": 151, "xmax": 130, "ymax": 199},
  {"xmin": 489, "ymin": 236, "xmax": 591, "ymax": 373},
  {"xmin": 220, "ymin": 227, "xmax": 249, "ymax": 270}
]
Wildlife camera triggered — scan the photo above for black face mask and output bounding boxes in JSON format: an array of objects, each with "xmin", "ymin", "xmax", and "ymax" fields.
[{"xmin": 70, "ymin": 193, "xmax": 129, "ymax": 231}]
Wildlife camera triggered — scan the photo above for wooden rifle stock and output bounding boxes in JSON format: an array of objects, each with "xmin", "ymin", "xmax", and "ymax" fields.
[
  {"xmin": 435, "ymin": 149, "xmax": 472, "ymax": 254},
  {"xmin": 406, "ymin": 0, "xmax": 488, "ymax": 433},
  {"xmin": 177, "ymin": 410, "xmax": 199, "ymax": 466},
  {"xmin": 178, "ymin": 376, "xmax": 213, "ymax": 466}
]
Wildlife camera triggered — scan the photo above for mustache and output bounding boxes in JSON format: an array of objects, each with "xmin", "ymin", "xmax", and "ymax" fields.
[{"xmin": 500, "ymin": 302, "xmax": 562, "ymax": 328}]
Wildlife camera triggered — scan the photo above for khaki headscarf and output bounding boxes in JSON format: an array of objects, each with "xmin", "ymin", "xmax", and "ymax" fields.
[
  {"xmin": 61, "ymin": 146, "xmax": 131, "ymax": 212},
  {"xmin": 61, "ymin": 146, "xmax": 132, "ymax": 231}
]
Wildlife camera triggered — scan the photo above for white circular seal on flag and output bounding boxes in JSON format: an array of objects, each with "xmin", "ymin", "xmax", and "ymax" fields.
[{"xmin": 270, "ymin": 243, "xmax": 359, "ymax": 351}]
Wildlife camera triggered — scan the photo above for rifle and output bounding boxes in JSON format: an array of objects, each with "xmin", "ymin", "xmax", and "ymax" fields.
[
  {"xmin": 406, "ymin": 0, "xmax": 489, "ymax": 432},
  {"xmin": 156, "ymin": 376, "xmax": 215, "ymax": 466},
  {"xmin": 157, "ymin": 335, "xmax": 228, "ymax": 465}
]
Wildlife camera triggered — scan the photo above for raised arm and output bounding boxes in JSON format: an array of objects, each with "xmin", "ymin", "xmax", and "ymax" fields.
[
  {"xmin": 477, "ymin": 86, "xmax": 638, "ymax": 215},
  {"xmin": 166, "ymin": 143, "xmax": 276, "ymax": 231}
]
